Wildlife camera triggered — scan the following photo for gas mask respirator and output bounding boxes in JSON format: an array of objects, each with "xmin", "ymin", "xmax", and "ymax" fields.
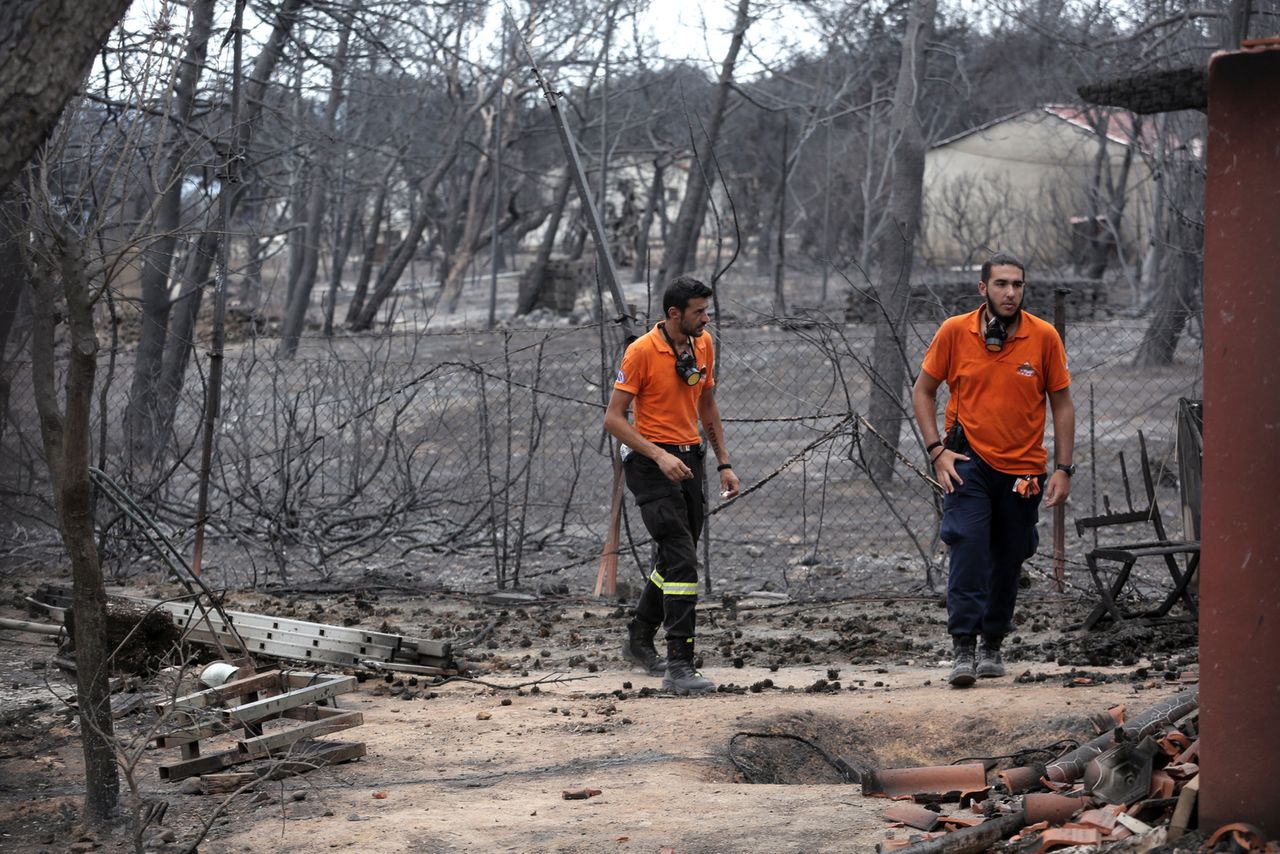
[
  {"xmin": 984, "ymin": 314, "xmax": 1008, "ymax": 352},
  {"xmin": 661, "ymin": 324, "xmax": 702, "ymax": 386}
]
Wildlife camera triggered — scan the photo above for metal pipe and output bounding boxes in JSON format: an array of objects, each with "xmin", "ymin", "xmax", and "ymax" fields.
[{"xmin": 1043, "ymin": 690, "xmax": 1197, "ymax": 784}]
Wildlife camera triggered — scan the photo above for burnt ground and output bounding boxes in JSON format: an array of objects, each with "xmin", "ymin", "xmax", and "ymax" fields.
[{"xmin": 0, "ymin": 564, "xmax": 1201, "ymax": 854}]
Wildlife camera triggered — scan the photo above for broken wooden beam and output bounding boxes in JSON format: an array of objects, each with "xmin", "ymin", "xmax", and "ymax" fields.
[
  {"xmin": 152, "ymin": 667, "xmax": 363, "ymax": 783},
  {"xmin": 220, "ymin": 675, "xmax": 355, "ymax": 726},
  {"xmin": 269, "ymin": 740, "xmax": 366, "ymax": 775},
  {"xmin": 159, "ymin": 747, "xmax": 242, "ymax": 781},
  {"xmin": 200, "ymin": 772, "xmax": 260, "ymax": 795},
  {"xmin": 237, "ymin": 711, "xmax": 363, "ymax": 757},
  {"xmin": 156, "ymin": 670, "xmax": 284, "ymax": 715},
  {"xmin": 891, "ymin": 810, "xmax": 1026, "ymax": 854}
]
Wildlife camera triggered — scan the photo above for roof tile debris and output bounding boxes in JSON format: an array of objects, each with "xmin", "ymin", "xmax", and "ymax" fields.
[{"xmin": 866, "ymin": 689, "xmax": 1278, "ymax": 852}]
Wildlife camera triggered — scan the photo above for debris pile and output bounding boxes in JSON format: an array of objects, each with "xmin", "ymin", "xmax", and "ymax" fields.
[
  {"xmin": 152, "ymin": 667, "xmax": 364, "ymax": 792},
  {"xmin": 862, "ymin": 690, "xmax": 1272, "ymax": 853},
  {"xmin": 32, "ymin": 583, "xmax": 458, "ymax": 674}
]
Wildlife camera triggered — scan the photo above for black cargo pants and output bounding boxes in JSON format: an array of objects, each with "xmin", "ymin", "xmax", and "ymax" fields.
[{"xmin": 623, "ymin": 444, "xmax": 705, "ymax": 660}]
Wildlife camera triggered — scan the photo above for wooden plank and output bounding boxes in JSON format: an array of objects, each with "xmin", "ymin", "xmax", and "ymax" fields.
[
  {"xmin": 282, "ymin": 704, "xmax": 349, "ymax": 722},
  {"xmin": 155, "ymin": 719, "xmax": 231, "ymax": 748},
  {"xmin": 156, "ymin": 696, "xmax": 347, "ymax": 746},
  {"xmin": 237, "ymin": 711, "xmax": 363, "ymax": 757},
  {"xmin": 200, "ymin": 772, "xmax": 260, "ymax": 795},
  {"xmin": 1168, "ymin": 775, "xmax": 1200, "ymax": 841},
  {"xmin": 110, "ymin": 693, "xmax": 145, "ymax": 719},
  {"xmin": 222, "ymin": 677, "xmax": 357, "ymax": 726},
  {"xmin": 158, "ymin": 747, "xmax": 245, "ymax": 781},
  {"xmin": 270, "ymin": 740, "xmax": 366, "ymax": 775},
  {"xmin": 155, "ymin": 670, "xmax": 284, "ymax": 714},
  {"xmin": 283, "ymin": 670, "xmax": 358, "ymax": 692}
]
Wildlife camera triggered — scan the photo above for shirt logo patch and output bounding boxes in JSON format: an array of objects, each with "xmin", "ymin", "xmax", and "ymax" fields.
[
  {"xmin": 1016, "ymin": 361, "xmax": 1036, "ymax": 377},
  {"xmin": 616, "ymin": 369, "xmax": 625, "ymax": 383}
]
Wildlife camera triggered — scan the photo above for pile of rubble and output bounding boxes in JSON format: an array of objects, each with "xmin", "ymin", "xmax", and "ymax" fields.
[{"xmin": 867, "ymin": 690, "xmax": 1274, "ymax": 853}]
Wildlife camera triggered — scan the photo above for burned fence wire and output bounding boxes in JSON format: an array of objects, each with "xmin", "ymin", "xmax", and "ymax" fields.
[
  {"xmin": 0, "ymin": 319, "xmax": 1202, "ymax": 595},
  {"xmin": 88, "ymin": 467, "xmax": 248, "ymax": 659},
  {"xmin": 948, "ymin": 738, "xmax": 1082, "ymax": 771}
]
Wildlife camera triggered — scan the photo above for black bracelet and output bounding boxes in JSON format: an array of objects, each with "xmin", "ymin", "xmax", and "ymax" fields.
[
  {"xmin": 925, "ymin": 440, "xmax": 943, "ymax": 455},
  {"xmin": 717, "ymin": 463, "xmax": 733, "ymax": 471}
]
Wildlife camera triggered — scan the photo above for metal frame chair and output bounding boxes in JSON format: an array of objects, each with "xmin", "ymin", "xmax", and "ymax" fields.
[{"xmin": 1075, "ymin": 431, "xmax": 1200, "ymax": 629}]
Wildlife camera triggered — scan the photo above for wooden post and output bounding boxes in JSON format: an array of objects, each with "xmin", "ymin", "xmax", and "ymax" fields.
[
  {"xmin": 594, "ymin": 454, "xmax": 625, "ymax": 597},
  {"xmin": 1052, "ymin": 287, "xmax": 1070, "ymax": 592}
]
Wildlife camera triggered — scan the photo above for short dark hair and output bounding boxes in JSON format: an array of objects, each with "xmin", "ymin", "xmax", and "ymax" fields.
[
  {"xmin": 663, "ymin": 275, "xmax": 713, "ymax": 314},
  {"xmin": 980, "ymin": 252, "xmax": 1026, "ymax": 284}
]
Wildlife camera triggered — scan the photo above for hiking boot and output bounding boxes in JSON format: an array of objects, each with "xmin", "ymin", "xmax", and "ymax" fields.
[
  {"xmin": 621, "ymin": 620, "xmax": 665, "ymax": 677},
  {"xmin": 977, "ymin": 640, "xmax": 1005, "ymax": 678},
  {"xmin": 948, "ymin": 638, "xmax": 977, "ymax": 688},
  {"xmin": 662, "ymin": 658, "xmax": 715, "ymax": 694}
]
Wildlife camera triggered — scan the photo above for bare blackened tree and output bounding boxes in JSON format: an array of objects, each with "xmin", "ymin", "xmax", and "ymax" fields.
[
  {"xmin": 1134, "ymin": 128, "xmax": 1203, "ymax": 366},
  {"xmin": 863, "ymin": 0, "xmax": 936, "ymax": 482},
  {"xmin": 148, "ymin": 0, "xmax": 307, "ymax": 451},
  {"xmin": 18, "ymin": 111, "xmax": 139, "ymax": 819},
  {"xmin": 123, "ymin": 0, "xmax": 217, "ymax": 462},
  {"xmin": 656, "ymin": 0, "xmax": 753, "ymax": 283},
  {"xmin": 279, "ymin": 3, "xmax": 359, "ymax": 357},
  {"xmin": 25, "ymin": 204, "xmax": 120, "ymax": 825}
]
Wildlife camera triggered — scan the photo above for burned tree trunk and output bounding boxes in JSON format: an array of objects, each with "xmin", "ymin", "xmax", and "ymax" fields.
[
  {"xmin": 123, "ymin": 0, "xmax": 216, "ymax": 463},
  {"xmin": 0, "ymin": 0, "xmax": 133, "ymax": 193},
  {"xmin": 345, "ymin": 181, "xmax": 389, "ymax": 327},
  {"xmin": 149, "ymin": 0, "xmax": 305, "ymax": 446},
  {"xmin": 27, "ymin": 207, "xmax": 119, "ymax": 824},
  {"xmin": 863, "ymin": 0, "xmax": 936, "ymax": 482},
  {"xmin": 634, "ymin": 158, "xmax": 665, "ymax": 280},
  {"xmin": 280, "ymin": 4, "xmax": 357, "ymax": 358},
  {"xmin": 656, "ymin": 0, "xmax": 752, "ymax": 283},
  {"xmin": 1135, "ymin": 171, "xmax": 1203, "ymax": 366},
  {"xmin": 0, "ymin": 189, "xmax": 29, "ymax": 447},
  {"xmin": 324, "ymin": 192, "xmax": 361, "ymax": 336},
  {"xmin": 350, "ymin": 76, "xmax": 502, "ymax": 331},
  {"xmin": 440, "ymin": 116, "xmax": 496, "ymax": 315},
  {"xmin": 518, "ymin": 172, "xmax": 573, "ymax": 316}
]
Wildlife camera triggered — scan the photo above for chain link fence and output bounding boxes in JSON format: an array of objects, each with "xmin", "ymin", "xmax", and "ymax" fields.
[{"xmin": 0, "ymin": 310, "xmax": 1202, "ymax": 601}]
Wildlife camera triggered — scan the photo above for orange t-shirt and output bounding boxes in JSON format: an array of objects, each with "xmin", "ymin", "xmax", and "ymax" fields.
[
  {"xmin": 614, "ymin": 322, "xmax": 715, "ymax": 446},
  {"xmin": 921, "ymin": 307, "xmax": 1070, "ymax": 475}
]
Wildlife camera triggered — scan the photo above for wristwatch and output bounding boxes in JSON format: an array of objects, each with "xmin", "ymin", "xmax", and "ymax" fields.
[{"xmin": 1055, "ymin": 463, "xmax": 1076, "ymax": 477}]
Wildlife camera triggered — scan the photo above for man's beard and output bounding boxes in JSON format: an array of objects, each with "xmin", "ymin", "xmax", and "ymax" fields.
[
  {"xmin": 986, "ymin": 294, "xmax": 1021, "ymax": 324},
  {"xmin": 680, "ymin": 318, "xmax": 705, "ymax": 337}
]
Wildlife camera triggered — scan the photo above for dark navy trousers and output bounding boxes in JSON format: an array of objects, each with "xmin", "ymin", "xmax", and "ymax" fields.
[{"xmin": 940, "ymin": 453, "xmax": 1044, "ymax": 639}]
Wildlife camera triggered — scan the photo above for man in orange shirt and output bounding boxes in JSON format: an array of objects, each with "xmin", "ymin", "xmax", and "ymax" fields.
[
  {"xmin": 604, "ymin": 276, "xmax": 740, "ymax": 694},
  {"xmin": 912, "ymin": 252, "xmax": 1075, "ymax": 688}
]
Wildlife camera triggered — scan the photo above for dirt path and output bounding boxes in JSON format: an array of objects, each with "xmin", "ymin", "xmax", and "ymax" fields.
[{"xmin": 188, "ymin": 664, "xmax": 1184, "ymax": 854}]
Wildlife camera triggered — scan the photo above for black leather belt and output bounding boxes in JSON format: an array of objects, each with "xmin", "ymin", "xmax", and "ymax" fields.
[{"xmin": 657, "ymin": 442, "xmax": 701, "ymax": 453}]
